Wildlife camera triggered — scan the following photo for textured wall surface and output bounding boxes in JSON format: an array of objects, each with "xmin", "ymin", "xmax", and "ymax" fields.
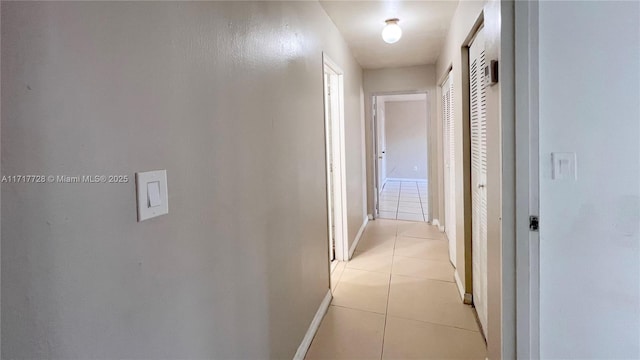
[
  {"xmin": 1, "ymin": 2, "xmax": 365, "ymax": 358},
  {"xmin": 538, "ymin": 1, "xmax": 640, "ymax": 358},
  {"xmin": 384, "ymin": 100, "xmax": 428, "ymax": 180}
]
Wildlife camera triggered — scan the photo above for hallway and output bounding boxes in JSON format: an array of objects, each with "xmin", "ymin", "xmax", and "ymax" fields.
[{"xmin": 306, "ymin": 219, "xmax": 486, "ymax": 359}]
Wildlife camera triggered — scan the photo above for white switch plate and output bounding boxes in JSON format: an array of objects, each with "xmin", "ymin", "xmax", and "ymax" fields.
[
  {"xmin": 136, "ymin": 170, "xmax": 168, "ymax": 221},
  {"xmin": 551, "ymin": 152, "xmax": 577, "ymax": 180}
]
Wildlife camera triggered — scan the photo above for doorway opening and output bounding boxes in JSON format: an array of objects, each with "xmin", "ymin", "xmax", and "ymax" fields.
[
  {"xmin": 372, "ymin": 92, "xmax": 430, "ymax": 222},
  {"xmin": 323, "ymin": 53, "xmax": 349, "ymax": 266}
]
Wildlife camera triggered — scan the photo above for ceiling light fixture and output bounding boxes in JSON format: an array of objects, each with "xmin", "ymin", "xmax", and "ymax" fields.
[{"xmin": 382, "ymin": 18, "xmax": 402, "ymax": 44}]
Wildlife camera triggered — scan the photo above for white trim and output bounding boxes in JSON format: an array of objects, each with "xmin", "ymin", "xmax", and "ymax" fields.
[
  {"xmin": 515, "ymin": 1, "xmax": 539, "ymax": 358},
  {"xmin": 293, "ymin": 290, "xmax": 333, "ymax": 360},
  {"xmin": 323, "ymin": 53, "xmax": 349, "ymax": 262},
  {"xmin": 367, "ymin": 213, "xmax": 374, "ymax": 220},
  {"xmin": 370, "ymin": 90, "xmax": 431, "ymax": 223},
  {"xmin": 385, "ymin": 177, "xmax": 428, "ymax": 183},
  {"xmin": 464, "ymin": 293, "xmax": 473, "ymax": 305},
  {"xmin": 500, "ymin": 1, "xmax": 517, "ymax": 358},
  {"xmin": 349, "ymin": 217, "xmax": 369, "ymax": 259},
  {"xmin": 454, "ymin": 270, "xmax": 473, "ymax": 305},
  {"xmin": 432, "ymin": 219, "xmax": 444, "ymax": 232},
  {"xmin": 454, "ymin": 270, "xmax": 466, "ymax": 302}
]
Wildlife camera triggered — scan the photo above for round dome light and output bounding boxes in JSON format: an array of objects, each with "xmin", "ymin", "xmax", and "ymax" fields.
[{"xmin": 382, "ymin": 18, "xmax": 402, "ymax": 44}]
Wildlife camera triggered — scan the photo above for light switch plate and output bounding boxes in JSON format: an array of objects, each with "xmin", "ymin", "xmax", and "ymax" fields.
[
  {"xmin": 551, "ymin": 152, "xmax": 577, "ymax": 180},
  {"xmin": 136, "ymin": 170, "xmax": 168, "ymax": 221}
]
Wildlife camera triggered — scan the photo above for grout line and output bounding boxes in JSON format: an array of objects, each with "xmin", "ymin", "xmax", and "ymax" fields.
[
  {"xmin": 399, "ymin": 234, "xmax": 444, "ymax": 241},
  {"xmin": 416, "ymin": 181, "xmax": 427, "ymax": 222},
  {"xmin": 330, "ymin": 304, "xmax": 387, "ymax": 316},
  {"xmin": 331, "ymin": 263, "xmax": 347, "ymax": 293},
  {"xmin": 343, "ymin": 266, "xmax": 393, "ymax": 275},
  {"xmin": 379, "ymin": 224, "xmax": 399, "ymax": 360},
  {"xmin": 385, "ymin": 314, "xmax": 483, "ymax": 334},
  {"xmin": 395, "ymin": 187, "xmax": 400, "ymax": 220},
  {"xmin": 392, "ymin": 254, "xmax": 454, "ymax": 264},
  {"xmin": 391, "ymin": 272, "xmax": 461, "ymax": 285}
]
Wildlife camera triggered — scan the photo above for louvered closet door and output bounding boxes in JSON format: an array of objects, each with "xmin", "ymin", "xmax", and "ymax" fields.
[
  {"xmin": 441, "ymin": 73, "xmax": 456, "ymax": 265},
  {"xmin": 469, "ymin": 26, "xmax": 488, "ymax": 336}
]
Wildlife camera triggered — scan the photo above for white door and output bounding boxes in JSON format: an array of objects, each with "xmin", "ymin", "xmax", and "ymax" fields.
[
  {"xmin": 469, "ymin": 26, "xmax": 488, "ymax": 336},
  {"xmin": 442, "ymin": 72, "xmax": 456, "ymax": 264},
  {"xmin": 324, "ymin": 72, "xmax": 336, "ymax": 262},
  {"xmin": 375, "ymin": 97, "xmax": 387, "ymax": 196},
  {"xmin": 323, "ymin": 56, "xmax": 347, "ymax": 262}
]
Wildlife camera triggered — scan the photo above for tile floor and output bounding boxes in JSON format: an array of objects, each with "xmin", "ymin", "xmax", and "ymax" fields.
[
  {"xmin": 306, "ymin": 219, "xmax": 486, "ymax": 360},
  {"xmin": 378, "ymin": 181, "xmax": 429, "ymax": 222}
]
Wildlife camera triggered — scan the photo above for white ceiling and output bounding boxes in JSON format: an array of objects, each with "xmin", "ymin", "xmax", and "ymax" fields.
[{"xmin": 320, "ymin": 1, "xmax": 459, "ymax": 69}]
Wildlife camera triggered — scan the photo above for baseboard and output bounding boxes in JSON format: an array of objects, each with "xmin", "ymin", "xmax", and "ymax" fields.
[
  {"xmin": 432, "ymin": 219, "xmax": 444, "ymax": 232},
  {"xmin": 386, "ymin": 177, "xmax": 428, "ymax": 183},
  {"xmin": 349, "ymin": 216, "xmax": 369, "ymax": 259},
  {"xmin": 293, "ymin": 290, "xmax": 333, "ymax": 360},
  {"xmin": 454, "ymin": 270, "xmax": 473, "ymax": 304},
  {"xmin": 464, "ymin": 292, "xmax": 473, "ymax": 305}
]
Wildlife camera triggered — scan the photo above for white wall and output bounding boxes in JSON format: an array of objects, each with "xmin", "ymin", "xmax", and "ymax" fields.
[
  {"xmin": 538, "ymin": 1, "xmax": 640, "ymax": 358},
  {"xmin": 384, "ymin": 100, "xmax": 428, "ymax": 180},
  {"xmin": 1, "ymin": 2, "xmax": 365, "ymax": 358},
  {"xmin": 363, "ymin": 65, "xmax": 437, "ymax": 217}
]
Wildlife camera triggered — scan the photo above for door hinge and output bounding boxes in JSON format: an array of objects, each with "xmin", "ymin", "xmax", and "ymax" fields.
[{"xmin": 529, "ymin": 215, "xmax": 539, "ymax": 232}]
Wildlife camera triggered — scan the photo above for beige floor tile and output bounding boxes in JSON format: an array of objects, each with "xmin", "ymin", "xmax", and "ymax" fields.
[
  {"xmin": 399, "ymin": 196, "xmax": 421, "ymax": 203},
  {"xmin": 392, "ymin": 256, "xmax": 454, "ymax": 282},
  {"xmin": 397, "ymin": 207, "xmax": 423, "ymax": 215},
  {"xmin": 394, "ymin": 236, "xmax": 449, "ymax": 261},
  {"xmin": 388, "ymin": 275, "xmax": 479, "ymax": 331},
  {"xmin": 332, "ymin": 268, "xmax": 391, "ymax": 314},
  {"xmin": 355, "ymin": 232, "xmax": 396, "ymax": 254},
  {"xmin": 363, "ymin": 220, "xmax": 397, "ymax": 237},
  {"xmin": 397, "ymin": 222, "xmax": 444, "ymax": 240},
  {"xmin": 378, "ymin": 211, "xmax": 397, "ymax": 219},
  {"xmin": 382, "ymin": 317, "xmax": 486, "ymax": 360},
  {"xmin": 331, "ymin": 261, "xmax": 346, "ymax": 290},
  {"xmin": 400, "ymin": 185, "xmax": 418, "ymax": 193},
  {"xmin": 397, "ymin": 213, "xmax": 424, "ymax": 222},
  {"xmin": 398, "ymin": 201, "xmax": 423, "ymax": 209},
  {"xmin": 380, "ymin": 200, "xmax": 399, "ymax": 208},
  {"xmin": 305, "ymin": 306, "xmax": 385, "ymax": 360},
  {"xmin": 347, "ymin": 249, "xmax": 394, "ymax": 273}
]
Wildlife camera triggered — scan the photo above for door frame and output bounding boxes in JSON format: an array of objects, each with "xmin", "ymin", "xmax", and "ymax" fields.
[
  {"xmin": 515, "ymin": 0, "xmax": 540, "ymax": 358},
  {"xmin": 440, "ymin": 71, "xmax": 457, "ymax": 266},
  {"xmin": 371, "ymin": 90, "xmax": 430, "ymax": 219},
  {"xmin": 457, "ymin": 2, "xmax": 518, "ymax": 357},
  {"xmin": 370, "ymin": 90, "xmax": 432, "ymax": 221},
  {"xmin": 467, "ymin": 23, "xmax": 489, "ymax": 337},
  {"xmin": 322, "ymin": 53, "xmax": 349, "ymax": 262}
]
